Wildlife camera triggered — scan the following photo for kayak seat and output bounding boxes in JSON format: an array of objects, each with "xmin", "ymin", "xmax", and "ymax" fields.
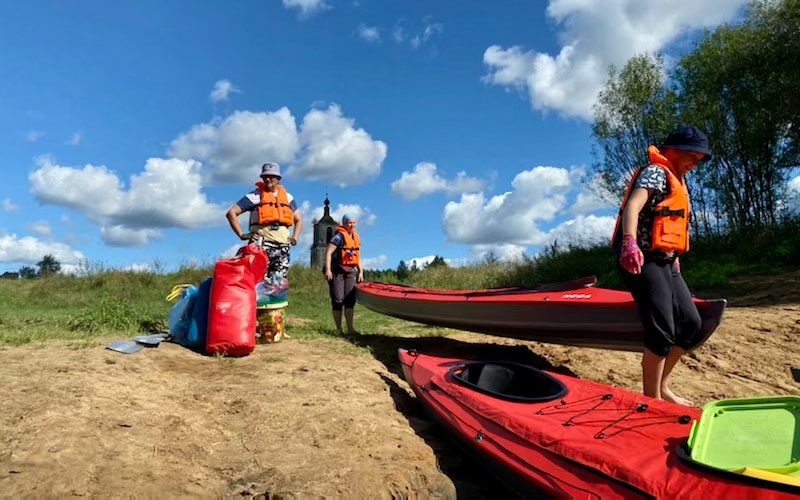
[{"xmin": 451, "ymin": 362, "xmax": 568, "ymax": 403}]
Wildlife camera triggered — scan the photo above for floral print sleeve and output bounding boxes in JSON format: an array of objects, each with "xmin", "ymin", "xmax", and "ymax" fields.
[
  {"xmin": 633, "ymin": 165, "xmax": 667, "ymax": 193},
  {"xmin": 632, "ymin": 165, "xmax": 669, "ymax": 253}
]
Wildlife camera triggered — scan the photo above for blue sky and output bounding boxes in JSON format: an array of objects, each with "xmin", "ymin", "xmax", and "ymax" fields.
[{"xmin": 0, "ymin": 0, "xmax": 749, "ymax": 274}]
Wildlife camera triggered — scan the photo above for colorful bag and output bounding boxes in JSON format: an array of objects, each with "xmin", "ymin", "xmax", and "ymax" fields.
[
  {"xmin": 182, "ymin": 277, "xmax": 212, "ymax": 349},
  {"xmin": 256, "ymin": 306, "xmax": 285, "ymax": 343},
  {"xmin": 206, "ymin": 245, "xmax": 268, "ymax": 356},
  {"xmin": 166, "ymin": 284, "xmax": 198, "ymax": 344}
]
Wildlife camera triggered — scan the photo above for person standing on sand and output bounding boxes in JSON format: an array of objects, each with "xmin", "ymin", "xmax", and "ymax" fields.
[
  {"xmin": 324, "ymin": 215, "xmax": 363, "ymax": 335},
  {"xmin": 611, "ymin": 126, "xmax": 711, "ymax": 406},
  {"xmin": 226, "ymin": 162, "xmax": 303, "ymax": 286}
]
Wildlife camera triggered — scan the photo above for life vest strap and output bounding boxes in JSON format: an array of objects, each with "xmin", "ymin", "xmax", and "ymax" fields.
[{"xmin": 653, "ymin": 208, "xmax": 685, "ymax": 217}]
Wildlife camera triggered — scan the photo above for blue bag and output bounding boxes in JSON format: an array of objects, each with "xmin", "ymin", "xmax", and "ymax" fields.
[
  {"xmin": 184, "ymin": 277, "xmax": 212, "ymax": 349},
  {"xmin": 166, "ymin": 284, "xmax": 198, "ymax": 344}
]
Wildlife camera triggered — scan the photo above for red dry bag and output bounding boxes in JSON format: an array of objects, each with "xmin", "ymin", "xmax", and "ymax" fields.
[{"xmin": 206, "ymin": 245, "xmax": 268, "ymax": 356}]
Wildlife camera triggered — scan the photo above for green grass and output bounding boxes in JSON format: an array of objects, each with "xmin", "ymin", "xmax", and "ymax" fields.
[{"xmin": 2, "ymin": 220, "xmax": 799, "ymax": 346}]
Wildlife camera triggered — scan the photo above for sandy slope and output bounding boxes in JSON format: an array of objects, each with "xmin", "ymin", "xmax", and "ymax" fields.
[{"xmin": 1, "ymin": 283, "xmax": 799, "ymax": 498}]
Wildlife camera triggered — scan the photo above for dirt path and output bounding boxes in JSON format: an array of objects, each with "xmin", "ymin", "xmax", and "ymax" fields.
[{"xmin": 1, "ymin": 288, "xmax": 798, "ymax": 498}]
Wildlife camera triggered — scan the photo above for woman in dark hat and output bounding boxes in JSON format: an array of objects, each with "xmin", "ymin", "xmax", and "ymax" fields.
[{"xmin": 610, "ymin": 126, "xmax": 712, "ymax": 405}]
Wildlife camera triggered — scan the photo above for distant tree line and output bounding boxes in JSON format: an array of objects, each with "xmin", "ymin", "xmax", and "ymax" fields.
[
  {"xmin": 591, "ymin": 0, "xmax": 799, "ymax": 235},
  {"xmin": 0, "ymin": 254, "xmax": 62, "ymax": 279}
]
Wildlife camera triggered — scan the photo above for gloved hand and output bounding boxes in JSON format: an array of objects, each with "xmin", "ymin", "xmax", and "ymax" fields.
[
  {"xmin": 239, "ymin": 232, "xmax": 251, "ymax": 241},
  {"xmin": 620, "ymin": 235, "xmax": 644, "ymax": 274}
]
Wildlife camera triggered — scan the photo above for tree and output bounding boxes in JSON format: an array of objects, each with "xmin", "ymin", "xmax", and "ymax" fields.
[
  {"xmin": 36, "ymin": 254, "xmax": 61, "ymax": 278},
  {"xmin": 484, "ymin": 251, "xmax": 499, "ymax": 265},
  {"xmin": 19, "ymin": 266, "xmax": 37, "ymax": 279},
  {"xmin": 427, "ymin": 256, "xmax": 448, "ymax": 269},
  {"xmin": 591, "ymin": 53, "xmax": 679, "ymax": 205},
  {"xmin": 0, "ymin": 271, "xmax": 19, "ymax": 280},
  {"xmin": 675, "ymin": 0, "xmax": 800, "ymax": 229},
  {"xmin": 396, "ymin": 260, "xmax": 409, "ymax": 281}
]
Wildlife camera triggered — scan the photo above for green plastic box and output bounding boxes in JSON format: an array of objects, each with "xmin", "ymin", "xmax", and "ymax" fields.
[{"xmin": 688, "ymin": 396, "xmax": 800, "ymax": 475}]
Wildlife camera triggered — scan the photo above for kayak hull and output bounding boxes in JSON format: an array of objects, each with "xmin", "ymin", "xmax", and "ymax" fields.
[
  {"xmin": 399, "ymin": 349, "xmax": 798, "ymax": 499},
  {"xmin": 358, "ymin": 279, "xmax": 726, "ymax": 352}
]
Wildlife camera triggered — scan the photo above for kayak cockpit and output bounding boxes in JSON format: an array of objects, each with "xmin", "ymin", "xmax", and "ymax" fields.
[{"xmin": 449, "ymin": 361, "xmax": 568, "ymax": 403}]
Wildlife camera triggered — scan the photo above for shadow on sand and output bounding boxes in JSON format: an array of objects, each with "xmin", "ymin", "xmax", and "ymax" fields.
[{"xmin": 341, "ymin": 330, "xmax": 565, "ymax": 499}]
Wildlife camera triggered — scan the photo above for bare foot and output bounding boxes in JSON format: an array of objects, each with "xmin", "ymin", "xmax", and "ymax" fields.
[{"xmin": 661, "ymin": 386, "xmax": 691, "ymax": 406}]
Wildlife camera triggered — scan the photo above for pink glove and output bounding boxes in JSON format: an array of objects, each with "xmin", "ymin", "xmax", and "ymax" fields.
[{"xmin": 620, "ymin": 235, "xmax": 644, "ymax": 274}]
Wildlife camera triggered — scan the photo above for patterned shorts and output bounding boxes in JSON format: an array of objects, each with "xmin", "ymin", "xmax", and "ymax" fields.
[{"xmin": 262, "ymin": 244, "xmax": 291, "ymax": 281}]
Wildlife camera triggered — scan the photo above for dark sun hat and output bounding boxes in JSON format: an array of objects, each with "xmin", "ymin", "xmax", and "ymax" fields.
[{"xmin": 662, "ymin": 126, "xmax": 712, "ymax": 161}]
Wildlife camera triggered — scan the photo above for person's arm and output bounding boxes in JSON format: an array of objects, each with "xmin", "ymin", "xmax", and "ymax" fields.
[
  {"xmin": 619, "ymin": 187, "xmax": 651, "ymax": 274},
  {"xmin": 226, "ymin": 204, "xmax": 249, "ymax": 239},
  {"xmin": 621, "ymin": 187, "xmax": 651, "ymax": 236},
  {"xmin": 357, "ymin": 264, "xmax": 364, "ymax": 283},
  {"xmin": 289, "ymin": 211, "xmax": 303, "ymax": 246},
  {"xmin": 324, "ymin": 243, "xmax": 336, "ymax": 280}
]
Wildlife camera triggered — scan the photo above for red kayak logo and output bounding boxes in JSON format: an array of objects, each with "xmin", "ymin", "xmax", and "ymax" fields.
[
  {"xmin": 215, "ymin": 301, "xmax": 232, "ymax": 313},
  {"xmin": 561, "ymin": 293, "xmax": 592, "ymax": 299}
]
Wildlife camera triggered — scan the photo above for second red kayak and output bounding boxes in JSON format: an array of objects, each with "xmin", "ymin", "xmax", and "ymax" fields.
[
  {"xmin": 399, "ymin": 349, "xmax": 798, "ymax": 499},
  {"xmin": 357, "ymin": 277, "xmax": 726, "ymax": 352}
]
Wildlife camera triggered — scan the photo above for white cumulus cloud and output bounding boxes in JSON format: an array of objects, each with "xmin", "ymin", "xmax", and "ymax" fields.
[
  {"xmin": 0, "ymin": 232, "xmax": 86, "ymax": 266},
  {"xmin": 362, "ymin": 254, "xmax": 388, "ymax": 269},
  {"xmin": 169, "ymin": 108, "xmax": 299, "ymax": 184},
  {"xmin": 169, "ymin": 105, "xmax": 385, "ymax": 186},
  {"xmin": 391, "ymin": 162, "xmax": 484, "ymax": 200},
  {"xmin": 442, "ymin": 166, "xmax": 571, "ymax": 245},
  {"xmin": 209, "ymin": 79, "xmax": 240, "ymax": 103},
  {"xmin": 289, "ymin": 104, "xmax": 387, "ymax": 186},
  {"xmin": 482, "ymin": 0, "xmax": 747, "ymax": 119},
  {"xmin": 29, "ymin": 156, "xmax": 226, "ymax": 247}
]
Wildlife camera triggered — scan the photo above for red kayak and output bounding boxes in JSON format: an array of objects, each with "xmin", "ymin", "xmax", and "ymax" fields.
[
  {"xmin": 357, "ymin": 277, "xmax": 726, "ymax": 351},
  {"xmin": 399, "ymin": 349, "xmax": 798, "ymax": 499}
]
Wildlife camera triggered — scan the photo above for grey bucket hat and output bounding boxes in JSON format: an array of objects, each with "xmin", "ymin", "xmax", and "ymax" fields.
[{"xmin": 260, "ymin": 162, "xmax": 281, "ymax": 178}]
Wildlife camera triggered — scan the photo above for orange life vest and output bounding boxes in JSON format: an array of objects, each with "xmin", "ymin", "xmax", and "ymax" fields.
[
  {"xmin": 611, "ymin": 146, "xmax": 690, "ymax": 255},
  {"xmin": 255, "ymin": 183, "xmax": 294, "ymax": 226},
  {"xmin": 335, "ymin": 226, "xmax": 360, "ymax": 266}
]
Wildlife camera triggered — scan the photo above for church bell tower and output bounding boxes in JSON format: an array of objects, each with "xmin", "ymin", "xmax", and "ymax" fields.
[{"xmin": 310, "ymin": 192, "xmax": 338, "ymax": 269}]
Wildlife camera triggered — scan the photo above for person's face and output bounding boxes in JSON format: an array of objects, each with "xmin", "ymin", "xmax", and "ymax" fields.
[
  {"xmin": 344, "ymin": 218, "xmax": 356, "ymax": 233},
  {"xmin": 665, "ymin": 149, "xmax": 706, "ymax": 174},
  {"xmin": 261, "ymin": 175, "xmax": 280, "ymax": 189}
]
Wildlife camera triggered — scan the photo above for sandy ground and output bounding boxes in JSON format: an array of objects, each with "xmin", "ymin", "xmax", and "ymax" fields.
[{"xmin": 1, "ymin": 277, "xmax": 799, "ymax": 498}]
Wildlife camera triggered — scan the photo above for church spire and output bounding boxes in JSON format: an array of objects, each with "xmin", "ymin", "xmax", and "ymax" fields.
[{"xmin": 323, "ymin": 185, "xmax": 330, "ymax": 217}]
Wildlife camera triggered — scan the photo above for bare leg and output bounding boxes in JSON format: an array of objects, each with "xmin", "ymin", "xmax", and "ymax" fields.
[
  {"xmin": 660, "ymin": 347, "xmax": 691, "ymax": 406},
  {"xmin": 344, "ymin": 308, "xmax": 355, "ymax": 334},
  {"xmin": 642, "ymin": 348, "xmax": 666, "ymax": 400},
  {"xmin": 332, "ymin": 309, "xmax": 343, "ymax": 334}
]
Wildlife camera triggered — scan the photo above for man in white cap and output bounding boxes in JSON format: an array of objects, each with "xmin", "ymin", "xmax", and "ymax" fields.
[{"xmin": 226, "ymin": 162, "xmax": 303, "ymax": 284}]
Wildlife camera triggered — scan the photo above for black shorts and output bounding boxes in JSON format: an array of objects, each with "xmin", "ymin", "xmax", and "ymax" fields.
[
  {"xmin": 329, "ymin": 272, "xmax": 356, "ymax": 310},
  {"xmin": 620, "ymin": 257, "xmax": 702, "ymax": 356}
]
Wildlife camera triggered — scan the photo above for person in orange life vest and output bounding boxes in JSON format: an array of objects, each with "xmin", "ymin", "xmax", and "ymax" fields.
[
  {"xmin": 324, "ymin": 214, "xmax": 363, "ymax": 335},
  {"xmin": 611, "ymin": 126, "xmax": 711, "ymax": 406},
  {"xmin": 225, "ymin": 162, "xmax": 303, "ymax": 283}
]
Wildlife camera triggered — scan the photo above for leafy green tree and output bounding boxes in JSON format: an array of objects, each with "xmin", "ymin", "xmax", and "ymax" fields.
[
  {"xmin": 1, "ymin": 271, "xmax": 19, "ymax": 280},
  {"xmin": 396, "ymin": 260, "xmax": 409, "ymax": 281},
  {"xmin": 675, "ymin": 0, "xmax": 800, "ymax": 229},
  {"xmin": 19, "ymin": 266, "xmax": 37, "ymax": 279},
  {"xmin": 427, "ymin": 256, "xmax": 448, "ymax": 269},
  {"xmin": 591, "ymin": 53, "xmax": 679, "ymax": 203},
  {"xmin": 36, "ymin": 254, "xmax": 61, "ymax": 278}
]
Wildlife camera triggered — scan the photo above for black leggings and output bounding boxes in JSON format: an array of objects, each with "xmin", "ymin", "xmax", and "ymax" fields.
[
  {"xmin": 329, "ymin": 272, "xmax": 356, "ymax": 310},
  {"xmin": 621, "ymin": 258, "xmax": 702, "ymax": 356}
]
